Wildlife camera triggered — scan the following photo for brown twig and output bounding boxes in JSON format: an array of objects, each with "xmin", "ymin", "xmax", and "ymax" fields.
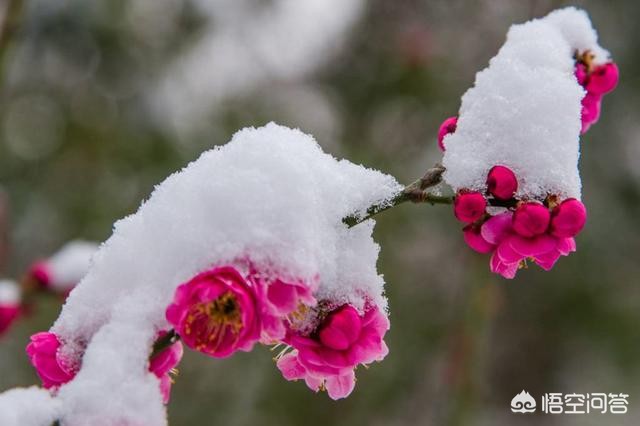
[{"xmin": 343, "ymin": 164, "xmax": 452, "ymax": 228}]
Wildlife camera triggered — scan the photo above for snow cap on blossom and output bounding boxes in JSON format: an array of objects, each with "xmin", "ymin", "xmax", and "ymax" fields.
[
  {"xmin": 42, "ymin": 123, "xmax": 399, "ymax": 424},
  {"xmin": 29, "ymin": 241, "xmax": 98, "ymax": 293},
  {"xmin": 0, "ymin": 280, "xmax": 21, "ymax": 336},
  {"xmin": 443, "ymin": 7, "xmax": 613, "ymax": 200}
]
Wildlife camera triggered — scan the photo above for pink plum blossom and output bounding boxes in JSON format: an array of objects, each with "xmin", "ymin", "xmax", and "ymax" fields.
[
  {"xmin": 477, "ymin": 211, "xmax": 576, "ymax": 279},
  {"xmin": 454, "ymin": 191, "xmax": 486, "ymax": 223},
  {"xmin": 26, "ymin": 332, "xmax": 77, "ymax": 389},
  {"xmin": 486, "ymin": 165, "xmax": 518, "ymax": 200},
  {"xmin": 277, "ymin": 304, "xmax": 389, "ymax": 400},
  {"xmin": 437, "ymin": 116, "xmax": 458, "ymax": 151},
  {"xmin": 550, "ymin": 198, "xmax": 587, "ymax": 238},
  {"xmin": 256, "ymin": 276, "xmax": 316, "ymax": 343},
  {"xmin": 149, "ymin": 335, "xmax": 183, "ymax": 404},
  {"xmin": 512, "ymin": 202, "xmax": 551, "ymax": 237},
  {"xmin": 166, "ymin": 266, "xmax": 261, "ymax": 358}
]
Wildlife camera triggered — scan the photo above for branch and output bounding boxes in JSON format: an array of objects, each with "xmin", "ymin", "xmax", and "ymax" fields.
[{"xmin": 343, "ymin": 164, "xmax": 452, "ymax": 228}]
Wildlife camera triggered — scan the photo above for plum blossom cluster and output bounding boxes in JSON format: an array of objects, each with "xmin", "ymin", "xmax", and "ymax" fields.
[
  {"xmin": 440, "ymin": 7, "xmax": 617, "ymax": 278},
  {"xmin": 25, "ymin": 263, "xmax": 389, "ymax": 403},
  {"xmin": 5, "ymin": 123, "xmax": 400, "ymax": 426},
  {"xmin": 163, "ymin": 264, "xmax": 389, "ymax": 400},
  {"xmin": 575, "ymin": 53, "xmax": 619, "ymax": 133},
  {"xmin": 451, "ymin": 166, "xmax": 587, "ymax": 278}
]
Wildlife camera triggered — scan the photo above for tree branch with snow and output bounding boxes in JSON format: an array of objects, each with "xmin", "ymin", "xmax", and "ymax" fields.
[{"xmin": 0, "ymin": 7, "xmax": 620, "ymax": 426}]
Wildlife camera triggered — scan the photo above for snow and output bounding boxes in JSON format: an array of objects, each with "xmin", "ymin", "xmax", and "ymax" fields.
[
  {"xmin": 0, "ymin": 387, "xmax": 63, "ymax": 426},
  {"xmin": 0, "ymin": 280, "xmax": 20, "ymax": 304},
  {"xmin": 41, "ymin": 122, "xmax": 400, "ymax": 425},
  {"xmin": 46, "ymin": 241, "xmax": 99, "ymax": 292},
  {"xmin": 442, "ymin": 7, "xmax": 609, "ymax": 200}
]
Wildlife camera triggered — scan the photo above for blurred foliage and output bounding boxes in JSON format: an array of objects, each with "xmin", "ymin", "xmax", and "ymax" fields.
[{"xmin": 1, "ymin": 0, "xmax": 639, "ymax": 425}]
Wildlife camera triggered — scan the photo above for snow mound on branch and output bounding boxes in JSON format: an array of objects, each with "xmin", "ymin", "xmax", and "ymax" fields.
[
  {"xmin": 442, "ymin": 7, "xmax": 608, "ymax": 199},
  {"xmin": 46, "ymin": 240, "xmax": 99, "ymax": 292},
  {"xmin": 0, "ymin": 387, "xmax": 62, "ymax": 426},
  {"xmin": 46, "ymin": 122, "xmax": 400, "ymax": 425}
]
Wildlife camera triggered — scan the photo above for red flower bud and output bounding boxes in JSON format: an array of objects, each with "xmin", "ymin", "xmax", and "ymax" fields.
[
  {"xmin": 454, "ymin": 191, "xmax": 486, "ymax": 223},
  {"xmin": 586, "ymin": 62, "xmax": 619, "ymax": 95},
  {"xmin": 512, "ymin": 202, "xmax": 550, "ymax": 237},
  {"xmin": 550, "ymin": 198, "xmax": 587, "ymax": 238},
  {"xmin": 486, "ymin": 165, "xmax": 518, "ymax": 201}
]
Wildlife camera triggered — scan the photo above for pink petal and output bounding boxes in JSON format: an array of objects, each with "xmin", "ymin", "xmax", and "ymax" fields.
[
  {"xmin": 557, "ymin": 237, "xmax": 577, "ymax": 255},
  {"xmin": 325, "ymin": 370, "xmax": 356, "ymax": 400},
  {"xmin": 496, "ymin": 240, "xmax": 523, "ymax": 264},
  {"xmin": 463, "ymin": 226, "xmax": 495, "ymax": 254},
  {"xmin": 276, "ymin": 352, "xmax": 307, "ymax": 381},
  {"xmin": 508, "ymin": 234, "xmax": 557, "ymax": 257},
  {"xmin": 534, "ymin": 250, "xmax": 561, "ymax": 271},
  {"xmin": 481, "ymin": 212, "xmax": 513, "ymax": 245},
  {"xmin": 489, "ymin": 252, "xmax": 519, "ymax": 279}
]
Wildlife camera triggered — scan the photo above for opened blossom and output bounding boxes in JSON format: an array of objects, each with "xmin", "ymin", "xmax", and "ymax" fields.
[
  {"xmin": 166, "ymin": 266, "xmax": 261, "ymax": 358},
  {"xmin": 149, "ymin": 335, "xmax": 183, "ymax": 403},
  {"xmin": 256, "ymin": 276, "xmax": 316, "ymax": 343},
  {"xmin": 471, "ymin": 211, "xmax": 577, "ymax": 279},
  {"xmin": 26, "ymin": 332, "xmax": 77, "ymax": 389},
  {"xmin": 277, "ymin": 304, "xmax": 389, "ymax": 400}
]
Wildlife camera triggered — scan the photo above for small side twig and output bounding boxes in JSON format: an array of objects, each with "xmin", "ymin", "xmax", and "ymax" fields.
[{"xmin": 343, "ymin": 164, "xmax": 452, "ymax": 228}]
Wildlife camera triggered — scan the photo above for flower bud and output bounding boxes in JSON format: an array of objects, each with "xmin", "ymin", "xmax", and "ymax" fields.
[
  {"xmin": 486, "ymin": 165, "xmax": 517, "ymax": 200},
  {"xmin": 453, "ymin": 191, "xmax": 486, "ymax": 223},
  {"xmin": 437, "ymin": 116, "xmax": 458, "ymax": 151},
  {"xmin": 550, "ymin": 198, "xmax": 587, "ymax": 238},
  {"xmin": 512, "ymin": 202, "xmax": 550, "ymax": 237},
  {"xmin": 586, "ymin": 62, "xmax": 619, "ymax": 95}
]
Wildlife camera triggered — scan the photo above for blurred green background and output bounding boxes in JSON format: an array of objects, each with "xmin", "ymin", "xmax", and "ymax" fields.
[{"xmin": 1, "ymin": 0, "xmax": 638, "ymax": 425}]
